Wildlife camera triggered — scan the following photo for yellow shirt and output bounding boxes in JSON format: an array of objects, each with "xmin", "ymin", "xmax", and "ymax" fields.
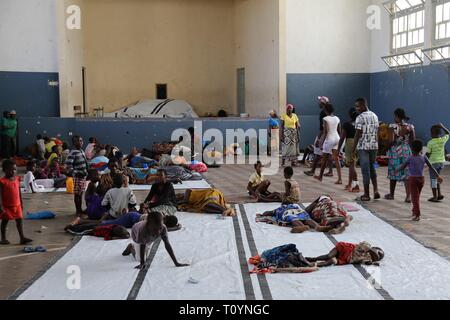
[
  {"xmin": 281, "ymin": 113, "xmax": 299, "ymax": 129},
  {"xmin": 249, "ymin": 172, "xmax": 266, "ymax": 187},
  {"xmin": 45, "ymin": 141, "xmax": 56, "ymax": 154}
]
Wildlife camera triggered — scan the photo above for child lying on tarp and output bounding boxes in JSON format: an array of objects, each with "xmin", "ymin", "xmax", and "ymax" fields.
[
  {"xmin": 65, "ymin": 224, "xmax": 130, "ymax": 241},
  {"xmin": 65, "ymin": 202, "xmax": 181, "ymax": 232},
  {"xmin": 256, "ymin": 204, "xmax": 334, "ymax": 234},
  {"xmin": 249, "ymin": 244, "xmax": 319, "ymax": 274},
  {"xmin": 306, "ymin": 242, "xmax": 385, "ymax": 267}
]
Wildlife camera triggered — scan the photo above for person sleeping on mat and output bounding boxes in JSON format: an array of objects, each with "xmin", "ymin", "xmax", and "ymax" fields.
[
  {"xmin": 256, "ymin": 204, "xmax": 334, "ymax": 233},
  {"xmin": 122, "ymin": 211, "xmax": 189, "ymax": 270},
  {"xmin": 65, "ymin": 224, "xmax": 130, "ymax": 241},
  {"xmin": 303, "ymin": 195, "xmax": 353, "ymax": 234},
  {"xmin": 177, "ymin": 188, "xmax": 236, "ymax": 217},
  {"xmin": 65, "ymin": 204, "xmax": 181, "ymax": 232},
  {"xmin": 306, "ymin": 241, "xmax": 385, "ymax": 267}
]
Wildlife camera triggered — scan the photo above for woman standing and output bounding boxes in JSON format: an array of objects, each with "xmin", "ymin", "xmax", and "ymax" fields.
[
  {"xmin": 314, "ymin": 104, "xmax": 343, "ymax": 185},
  {"xmin": 281, "ymin": 105, "xmax": 300, "ymax": 167},
  {"xmin": 385, "ymin": 108, "xmax": 415, "ymax": 202}
]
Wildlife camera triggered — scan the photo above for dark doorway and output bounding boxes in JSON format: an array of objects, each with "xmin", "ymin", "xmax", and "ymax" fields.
[
  {"xmin": 156, "ymin": 84, "xmax": 168, "ymax": 99},
  {"xmin": 237, "ymin": 68, "xmax": 245, "ymax": 114}
]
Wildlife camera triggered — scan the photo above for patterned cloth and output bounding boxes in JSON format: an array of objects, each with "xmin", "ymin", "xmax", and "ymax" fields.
[
  {"xmin": 355, "ymin": 110, "xmax": 379, "ymax": 150},
  {"xmin": 282, "ymin": 128, "xmax": 299, "ymax": 162},
  {"xmin": 387, "ymin": 123, "xmax": 414, "ymax": 181},
  {"xmin": 387, "ymin": 143, "xmax": 412, "ymax": 181},
  {"xmin": 73, "ymin": 177, "xmax": 87, "ymax": 195},
  {"xmin": 310, "ymin": 196, "xmax": 347, "ymax": 227},
  {"xmin": 256, "ymin": 204, "xmax": 310, "ymax": 226},
  {"xmin": 260, "ymin": 244, "xmax": 311, "ymax": 268}
]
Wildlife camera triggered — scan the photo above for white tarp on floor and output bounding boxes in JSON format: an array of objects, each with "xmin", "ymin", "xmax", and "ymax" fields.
[
  {"xmin": 17, "ymin": 236, "xmax": 140, "ymax": 300},
  {"xmin": 136, "ymin": 213, "xmax": 245, "ymax": 300},
  {"xmin": 21, "ymin": 180, "xmax": 211, "ymax": 194},
  {"xmin": 15, "ymin": 203, "xmax": 450, "ymax": 300}
]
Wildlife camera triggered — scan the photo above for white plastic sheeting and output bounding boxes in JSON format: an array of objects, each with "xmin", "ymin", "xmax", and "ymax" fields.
[
  {"xmin": 21, "ymin": 180, "xmax": 211, "ymax": 193},
  {"xmin": 104, "ymin": 100, "xmax": 198, "ymax": 119},
  {"xmin": 15, "ymin": 203, "xmax": 450, "ymax": 300},
  {"xmin": 332, "ymin": 203, "xmax": 450, "ymax": 300},
  {"xmin": 136, "ymin": 213, "xmax": 245, "ymax": 300},
  {"xmin": 17, "ymin": 237, "xmax": 140, "ymax": 300},
  {"xmin": 243, "ymin": 203, "xmax": 382, "ymax": 300}
]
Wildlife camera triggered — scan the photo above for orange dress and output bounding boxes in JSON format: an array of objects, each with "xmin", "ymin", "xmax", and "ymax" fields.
[{"xmin": 0, "ymin": 177, "xmax": 23, "ymax": 220}]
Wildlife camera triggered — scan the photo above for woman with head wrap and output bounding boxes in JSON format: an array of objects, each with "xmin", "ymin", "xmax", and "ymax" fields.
[{"xmin": 280, "ymin": 104, "xmax": 300, "ymax": 167}]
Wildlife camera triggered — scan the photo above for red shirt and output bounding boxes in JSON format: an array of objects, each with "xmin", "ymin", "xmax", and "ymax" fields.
[
  {"xmin": 92, "ymin": 224, "xmax": 116, "ymax": 241},
  {"xmin": 0, "ymin": 177, "xmax": 21, "ymax": 207},
  {"xmin": 335, "ymin": 242, "xmax": 357, "ymax": 265}
]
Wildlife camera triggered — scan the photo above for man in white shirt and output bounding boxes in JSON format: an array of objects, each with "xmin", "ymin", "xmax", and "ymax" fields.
[
  {"xmin": 101, "ymin": 174, "xmax": 137, "ymax": 219},
  {"xmin": 352, "ymin": 98, "xmax": 380, "ymax": 202}
]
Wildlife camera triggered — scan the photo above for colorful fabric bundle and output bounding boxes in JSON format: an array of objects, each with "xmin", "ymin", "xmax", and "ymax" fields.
[
  {"xmin": 90, "ymin": 156, "xmax": 109, "ymax": 171},
  {"xmin": 189, "ymin": 162, "xmax": 208, "ymax": 173}
]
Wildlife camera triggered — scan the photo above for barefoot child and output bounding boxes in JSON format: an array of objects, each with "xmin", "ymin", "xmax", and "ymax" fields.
[
  {"xmin": 122, "ymin": 212, "xmax": 189, "ymax": 269},
  {"xmin": 427, "ymin": 123, "xmax": 450, "ymax": 202},
  {"xmin": 278, "ymin": 166, "xmax": 300, "ymax": 204},
  {"xmin": 307, "ymin": 241, "xmax": 384, "ymax": 267},
  {"xmin": 65, "ymin": 136, "xmax": 89, "ymax": 216},
  {"xmin": 247, "ymin": 161, "xmax": 279, "ymax": 202},
  {"xmin": 398, "ymin": 140, "xmax": 443, "ymax": 221},
  {"xmin": 0, "ymin": 160, "xmax": 32, "ymax": 245}
]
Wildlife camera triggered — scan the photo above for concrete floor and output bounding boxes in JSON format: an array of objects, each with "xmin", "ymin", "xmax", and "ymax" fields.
[{"xmin": 1, "ymin": 163, "xmax": 449, "ymax": 299}]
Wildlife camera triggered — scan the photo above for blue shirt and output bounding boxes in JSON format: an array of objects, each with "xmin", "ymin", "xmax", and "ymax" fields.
[{"xmin": 269, "ymin": 118, "xmax": 280, "ymax": 129}]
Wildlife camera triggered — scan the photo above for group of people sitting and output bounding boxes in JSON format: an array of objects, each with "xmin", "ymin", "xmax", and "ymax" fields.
[{"xmin": 63, "ymin": 168, "xmax": 235, "ymax": 269}]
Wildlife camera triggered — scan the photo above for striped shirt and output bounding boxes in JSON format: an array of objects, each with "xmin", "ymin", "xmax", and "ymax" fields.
[{"xmin": 65, "ymin": 148, "xmax": 88, "ymax": 178}]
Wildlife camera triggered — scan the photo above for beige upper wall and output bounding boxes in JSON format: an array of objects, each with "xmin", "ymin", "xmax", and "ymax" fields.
[
  {"xmin": 57, "ymin": 0, "xmax": 85, "ymax": 117},
  {"xmin": 234, "ymin": 0, "xmax": 281, "ymax": 117},
  {"xmin": 83, "ymin": 0, "xmax": 236, "ymax": 116},
  {"xmin": 286, "ymin": 0, "xmax": 372, "ymax": 74}
]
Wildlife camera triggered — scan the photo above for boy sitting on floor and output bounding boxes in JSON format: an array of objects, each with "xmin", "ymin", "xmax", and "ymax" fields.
[
  {"xmin": 101, "ymin": 174, "xmax": 137, "ymax": 220},
  {"xmin": 256, "ymin": 204, "xmax": 333, "ymax": 233},
  {"xmin": 269, "ymin": 167, "xmax": 300, "ymax": 204},
  {"xmin": 247, "ymin": 161, "xmax": 279, "ymax": 202},
  {"xmin": 122, "ymin": 211, "xmax": 189, "ymax": 270},
  {"xmin": 307, "ymin": 241, "xmax": 384, "ymax": 267}
]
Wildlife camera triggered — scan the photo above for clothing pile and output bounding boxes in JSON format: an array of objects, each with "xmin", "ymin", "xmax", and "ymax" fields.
[{"xmin": 249, "ymin": 244, "xmax": 318, "ymax": 274}]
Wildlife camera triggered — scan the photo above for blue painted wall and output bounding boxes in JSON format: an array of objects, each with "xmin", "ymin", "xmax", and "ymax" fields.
[
  {"xmin": 18, "ymin": 117, "xmax": 269, "ymax": 154},
  {"xmin": 370, "ymin": 64, "xmax": 450, "ymax": 143},
  {"xmin": 287, "ymin": 73, "xmax": 371, "ymax": 148},
  {"xmin": 0, "ymin": 71, "xmax": 60, "ymax": 117}
]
